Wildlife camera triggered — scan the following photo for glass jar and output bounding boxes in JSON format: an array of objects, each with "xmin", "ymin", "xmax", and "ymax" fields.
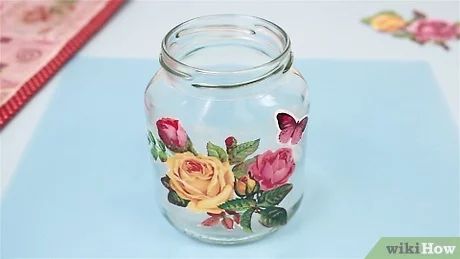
[{"xmin": 144, "ymin": 14, "xmax": 309, "ymax": 244}]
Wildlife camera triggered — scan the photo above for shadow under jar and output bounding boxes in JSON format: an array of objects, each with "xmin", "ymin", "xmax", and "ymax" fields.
[{"xmin": 144, "ymin": 14, "xmax": 310, "ymax": 245}]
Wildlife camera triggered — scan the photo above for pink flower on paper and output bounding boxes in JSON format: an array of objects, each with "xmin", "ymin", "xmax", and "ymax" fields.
[
  {"xmin": 0, "ymin": 37, "xmax": 12, "ymax": 43},
  {"xmin": 22, "ymin": 6, "xmax": 50, "ymax": 24},
  {"xmin": 249, "ymin": 148, "xmax": 295, "ymax": 190},
  {"xmin": 16, "ymin": 48, "xmax": 42, "ymax": 63},
  {"xmin": 407, "ymin": 19, "xmax": 459, "ymax": 43},
  {"xmin": 156, "ymin": 118, "xmax": 190, "ymax": 152}
]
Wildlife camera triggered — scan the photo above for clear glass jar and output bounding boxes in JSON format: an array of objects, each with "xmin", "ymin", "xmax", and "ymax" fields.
[{"xmin": 144, "ymin": 14, "xmax": 309, "ymax": 245}]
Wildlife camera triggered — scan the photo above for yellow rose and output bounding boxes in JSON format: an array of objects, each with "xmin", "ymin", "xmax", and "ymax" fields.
[
  {"xmin": 166, "ymin": 152, "xmax": 234, "ymax": 213},
  {"xmin": 370, "ymin": 13, "xmax": 406, "ymax": 32}
]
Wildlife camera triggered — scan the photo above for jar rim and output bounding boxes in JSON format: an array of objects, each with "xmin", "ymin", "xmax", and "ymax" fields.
[{"xmin": 160, "ymin": 14, "xmax": 292, "ymax": 78}]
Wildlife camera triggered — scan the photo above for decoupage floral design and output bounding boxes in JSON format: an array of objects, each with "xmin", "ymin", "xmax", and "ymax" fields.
[
  {"xmin": 147, "ymin": 113, "xmax": 308, "ymax": 232},
  {"xmin": 362, "ymin": 10, "xmax": 460, "ymax": 50},
  {"xmin": 21, "ymin": 0, "xmax": 76, "ymax": 25}
]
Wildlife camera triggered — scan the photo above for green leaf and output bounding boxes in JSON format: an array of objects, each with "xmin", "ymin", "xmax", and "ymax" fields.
[
  {"xmin": 240, "ymin": 208, "xmax": 255, "ymax": 232},
  {"xmin": 157, "ymin": 139, "xmax": 166, "ymax": 152},
  {"xmin": 148, "ymin": 131, "xmax": 155, "ymax": 145},
  {"xmin": 232, "ymin": 163, "xmax": 247, "ymax": 178},
  {"xmin": 392, "ymin": 30, "xmax": 411, "ymax": 38},
  {"xmin": 361, "ymin": 17, "xmax": 372, "ymax": 25},
  {"xmin": 158, "ymin": 151, "xmax": 168, "ymax": 162},
  {"xmin": 259, "ymin": 207, "xmax": 287, "ymax": 228},
  {"xmin": 160, "ymin": 176, "xmax": 170, "ymax": 189},
  {"xmin": 232, "ymin": 157, "xmax": 256, "ymax": 178},
  {"xmin": 230, "ymin": 139, "xmax": 260, "ymax": 164},
  {"xmin": 218, "ymin": 198, "xmax": 256, "ymax": 211},
  {"xmin": 150, "ymin": 146, "xmax": 158, "ymax": 160},
  {"xmin": 167, "ymin": 190, "xmax": 189, "ymax": 207},
  {"xmin": 206, "ymin": 142, "xmax": 228, "ymax": 162},
  {"xmin": 257, "ymin": 183, "xmax": 293, "ymax": 207}
]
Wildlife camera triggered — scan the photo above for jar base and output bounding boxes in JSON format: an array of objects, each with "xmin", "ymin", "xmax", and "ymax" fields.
[
  {"xmin": 163, "ymin": 212, "xmax": 280, "ymax": 245},
  {"xmin": 161, "ymin": 196, "xmax": 303, "ymax": 245}
]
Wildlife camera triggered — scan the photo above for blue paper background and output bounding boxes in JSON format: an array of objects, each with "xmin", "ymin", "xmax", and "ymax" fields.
[{"xmin": 2, "ymin": 57, "xmax": 458, "ymax": 258}]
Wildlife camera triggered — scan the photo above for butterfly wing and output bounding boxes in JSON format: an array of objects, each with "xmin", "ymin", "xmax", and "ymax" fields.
[
  {"xmin": 277, "ymin": 112, "xmax": 297, "ymax": 143},
  {"xmin": 291, "ymin": 116, "xmax": 308, "ymax": 144}
]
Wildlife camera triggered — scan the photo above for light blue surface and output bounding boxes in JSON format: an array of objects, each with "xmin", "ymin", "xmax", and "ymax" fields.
[{"xmin": 2, "ymin": 57, "xmax": 458, "ymax": 258}]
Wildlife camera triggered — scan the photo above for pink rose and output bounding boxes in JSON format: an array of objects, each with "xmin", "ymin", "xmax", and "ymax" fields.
[
  {"xmin": 407, "ymin": 19, "xmax": 459, "ymax": 43},
  {"xmin": 156, "ymin": 118, "xmax": 190, "ymax": 152},
  {"xmin": 249, "ymin": 148, "xmax": 295, "ymax": 190},
  {"xmin": 22, "ymin": 6, "xmax": 50, "ymax": 23}
]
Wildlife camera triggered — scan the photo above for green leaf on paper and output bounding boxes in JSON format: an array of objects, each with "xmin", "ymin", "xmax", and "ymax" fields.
[
  {"xmin": 259, "ymin": 207, "xmax": 287, "ymax": 228},
  {"xmin": 148, "ymin": 131, "xmax": 155, "ymax": 145},
  {"xmin": 232, "ymin": 157, "xmax": 256, "ymax": 178},
  {"xmin": 157, "ymin": 139, "xmax": 166, "ymax": 152},
  {"xmin": 150, "ymin": 146, "xmax": 159, "ymax": 160},
  {"xmin": 392, "ymin": 30, "xmax": 411, "ymax": 38},
  {"xmin": 206, "ymin": 142, "xmax": 228, "ymax": 162},
  {"xmin": 161, "ymin": 176, "xmax": 170, "ymax": 189},
  {"xmin": 240, "ymin": 208, "xmax": 255, "ymax": 232},
  {"xmin": 158, "ymin": 150, "xmax": 168, "ymax": 162},
  {"xmin": 218, "ymin": 198, "xmax": 256, "ymax": 211},
  {"xmin": 361, "ymin": 17, "xmax": 372, "ymax": 25},
  {"xmin": 257, "ymin": 183, "xmax": 293, "ymax": 207},
  {"xmin": 229, "ymin": 139, "xmax": 260, "ymax": 164},
  {"xmin": 167, "ymin": 190, "xmax": 189, "ymax": 207}
]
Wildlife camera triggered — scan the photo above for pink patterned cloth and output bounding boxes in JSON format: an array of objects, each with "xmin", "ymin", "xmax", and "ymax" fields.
[{"xmin": 0, "ymin": 0, "xmax": 123, "ymax": 127}]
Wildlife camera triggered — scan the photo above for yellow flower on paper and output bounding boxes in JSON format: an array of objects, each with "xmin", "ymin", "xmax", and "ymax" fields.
[
  {"xmin": 166, "ymin": 152, "xmax": 234, "ymax": 214},
  {"xmin": 364, "ymin": 12, "xmax": 406, "ymax": 32}
]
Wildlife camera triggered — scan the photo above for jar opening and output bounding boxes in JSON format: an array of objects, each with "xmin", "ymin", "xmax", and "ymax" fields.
[{"xmin": 160, "ymin": 14, "xmax": 292, "ymax": 88}]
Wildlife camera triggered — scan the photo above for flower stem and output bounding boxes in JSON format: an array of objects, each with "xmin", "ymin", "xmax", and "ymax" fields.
[{"xmin": 189, "ymin": 146, "xmax": 199, "ymax": 156}]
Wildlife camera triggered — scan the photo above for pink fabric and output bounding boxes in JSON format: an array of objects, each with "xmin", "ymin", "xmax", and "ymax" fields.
[{"xmin": 0, "ymin": 0, "xmax": 115, "ymax": 123}]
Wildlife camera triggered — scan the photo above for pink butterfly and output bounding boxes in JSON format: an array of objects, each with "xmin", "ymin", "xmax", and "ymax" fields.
[{"xmin": 276, "ymin": 112, "xmax": 308, "ymax": 144}]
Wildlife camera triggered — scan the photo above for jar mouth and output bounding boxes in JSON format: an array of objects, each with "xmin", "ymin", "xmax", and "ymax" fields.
[{"xmin": 160, "ymin": 14, "xmax": 292, "ymax": 88}]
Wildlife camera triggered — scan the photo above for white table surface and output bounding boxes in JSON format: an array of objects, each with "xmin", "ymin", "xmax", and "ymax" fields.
[{"xmin": 1, "ymin": 0, "xmax": 459, "ymax": 196}]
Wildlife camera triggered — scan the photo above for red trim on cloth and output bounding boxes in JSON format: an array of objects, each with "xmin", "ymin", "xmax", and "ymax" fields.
[{"xmin": 0, "ymin": 0, "xmax": 125, "ymax": 128}]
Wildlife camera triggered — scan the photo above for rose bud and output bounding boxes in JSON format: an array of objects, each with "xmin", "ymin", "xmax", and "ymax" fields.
[
  {"xmin": 156, "ymin": 118, "xmax": 191, "ymax": 153},
  {"xmin": 234, "ymin": 175, "xmax": 258, "ymax": 196},
  {"xmin": 225, "ymin": 136, "xmax": 238, "ymax": 163},
  {"xmin": 225, "ymin": 136, "xmax": 237, "ymax": 149}
]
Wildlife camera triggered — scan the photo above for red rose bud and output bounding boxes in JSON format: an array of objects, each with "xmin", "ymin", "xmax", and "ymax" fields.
[
  {"xmin": 235, "ymin": 175, "xmax": 258, "ymax": 196},
  {"xmin": 156, "ymin": 118, "xmax": 191, "ymax": 153},
  {"xmin": 225, "ymin": 136, "xmax": 237, "ymax": 148},
  {"xmin": 221, "ymin": 218, "xmax": 234, "ymax": 230}
]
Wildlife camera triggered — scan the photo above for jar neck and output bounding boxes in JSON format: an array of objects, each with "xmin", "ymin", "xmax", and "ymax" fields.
[{"xmin": 160, "ymin": 15, "xmax": 292, "ymax": 88}]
